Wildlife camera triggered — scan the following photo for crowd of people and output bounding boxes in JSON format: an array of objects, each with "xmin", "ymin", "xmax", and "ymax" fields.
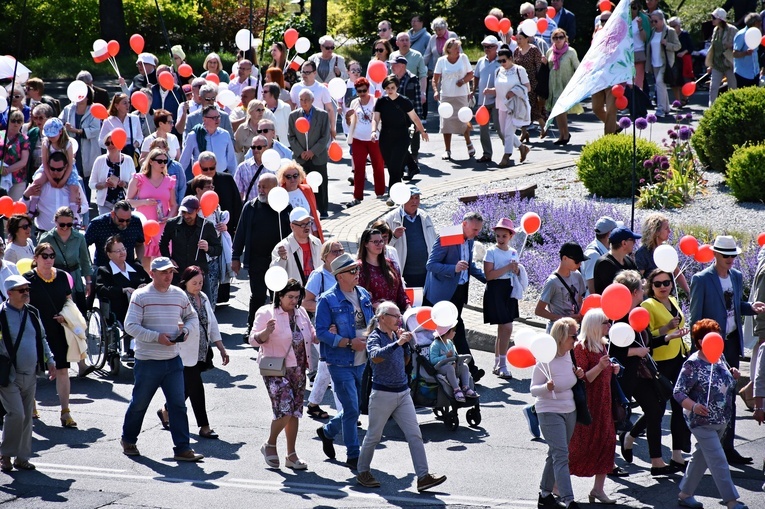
[{"xmin": 0, "ymin": 1, "xmax": 764, "ymax": 504}]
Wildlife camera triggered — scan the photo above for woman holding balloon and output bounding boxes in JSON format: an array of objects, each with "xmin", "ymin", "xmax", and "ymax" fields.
[
  {"xmin": 276, "ymin": 162, "xmax": 324, "ymax": 242},
  {"xmin": 675, "ymin": 319, "xmax": 746, "ymax": 509},
  {"xmin": 98, "ymin": 94, "xmax": 143, "ymax": 156},
  {"xmin": 89, "ymin": 130, "xmax": 136, "ymax": 215},
  {"xmin": 530, "ymin": 317, "xmax": 584, "ymax": 509},
  {"xmin": 432, "ymin": 38, "xmax": 475, "ymax": 160},
  {"xmin": 635, "ymin": 213, "xmax": 690, "ymax": 294}
]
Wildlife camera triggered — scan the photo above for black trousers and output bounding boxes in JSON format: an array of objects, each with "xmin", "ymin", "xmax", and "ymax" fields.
[
  {"xmin": 248, "ymin": 269, "xmax": 268, "ymax": 328},
  {"xmin": 379, "ymin": 134, "xmax": 408, "ymax": 187},
  {"xmin": 723, "ymin": 330, "xmax": 741, "ymax": 451},
  {"xmin": 630, "ymin": 378, "xmax": 667, "ymax": 459},
  {"xmin": 656, "ymin": 354, "xmax": 692, "ymax": 452},
  {"xmin": 184, "ymin": 361, "xmax": 209, "ymax": 428}
]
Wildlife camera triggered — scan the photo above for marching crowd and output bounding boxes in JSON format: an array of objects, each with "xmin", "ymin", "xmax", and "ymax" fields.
[{"xmin": 1, "ymin": 0, "xmax": 765, "ymax": 505}]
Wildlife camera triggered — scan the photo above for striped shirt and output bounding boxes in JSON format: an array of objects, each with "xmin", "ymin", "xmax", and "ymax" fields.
[{"xmin": 124, "ymin": 284, "xmax": 198, "ymax": 361}]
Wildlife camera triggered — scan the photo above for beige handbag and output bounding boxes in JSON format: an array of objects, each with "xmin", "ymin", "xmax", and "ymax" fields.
[{"xmin": 258, "ymin": 326, "xmax": 295, "ymax": 377}]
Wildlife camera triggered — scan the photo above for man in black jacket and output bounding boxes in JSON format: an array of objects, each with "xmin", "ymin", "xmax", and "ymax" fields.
[{"xmin": 391, "ymin": 56, "xmax": 422, "ymax": 180}]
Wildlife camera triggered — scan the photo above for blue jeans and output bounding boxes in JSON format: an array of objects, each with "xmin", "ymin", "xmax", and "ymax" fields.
[
  {"xmin": 323, "ymin": 364, "xmax": 365, "ymax": 459},
  {"xmin": 122, "ymin": 356, "xmax": 190, "ymax": 454}
]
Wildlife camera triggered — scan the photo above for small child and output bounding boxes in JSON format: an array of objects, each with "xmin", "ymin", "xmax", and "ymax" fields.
[
  {"xmin": 30, "ymin": 118, "xmax": 81, "ymax": 219},
  {"xmin": 483, "ymin": 217, "xmax": 528, "ymax": 379},
  {"xmin": 430, "ymin": 324, "xmax": 477, "ymax": 402}
]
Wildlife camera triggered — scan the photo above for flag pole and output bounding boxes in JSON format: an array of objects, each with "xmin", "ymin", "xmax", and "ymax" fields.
[{"xmin": 630, "ymin": 85, "xmax": 637, "ymax": 231}]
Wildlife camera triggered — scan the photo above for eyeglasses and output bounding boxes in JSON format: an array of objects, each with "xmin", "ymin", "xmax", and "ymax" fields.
[
  {"xmin": 18, "ymin": 223, "xmax": 31, "ymax": 229},
  {"xmin": 251, "ymin": 145, "xmax": 265, "ymax": 150},
  {"xmin": 323, "ymin": 46, "xmax": 335, "ymax": 50},
  {"xmin": 9, "ymin": 119, "xmax": 23, "ymax": 124},
  {"xmin": 378, "ymin": 27, "xmax": 389, "ymax": 32},
  {"xmin": 256, "ymin": 128, "xmax": 272, "ymax": 133},
  {"xmin": 330, "ymin": 248, "xmax": 345, "ymax": 256},
  {"xmin": 343, "ymin": 267, "xmax": 359, "ymax": 275},
  {"xmin": 356, "ymin": 88, "xmax": 369, "ymax": 93},
  {"xmin": 110, "ymin": 248, "xmax": 127, "ymax": 254},
  {"xmin": 374, "ymin": 48, "xmax": 386, "ymax": 53},
  {"xmin": 368, "ymin": 239, "xmax": 385, "ymax": 245},
  {"xmin": 349, "ymin": 68, "xmax": 362, "ymax": 73},
  {"xmin": 292, "ymin": 220, "xmax": 312, "ymax": 228},
  {"xmin": 50, "ymin": 166, "xmax": 65, "ymax": 172},
  {"xmin": 204, "ymin": 115, "xmax": 221, "ymax": 121},
  {"xmin": 57, "ymin": 222, "xmax": 74, "ymax": 228},
  {"xmin": 39, "ymin": 252, "xmax": 56, "ymax": 260},
  {"xmin": 152, "ymin": 159, "xmax": 169, "ymax": 165},
  {"xmin": 115, "ymin": 216, "xmax": 131, "ymax": 223},
  {"xmin": 284, "ymin": 173, "xmax": 300, "ymax": 180},
  {"xmin": 104, "ymin": 140, "xmax": 113, "ymax": 147},
  {"xmin": 163, "ymin": 120, "xmax": 175, "ymax": 125},
  {"xmin": 385, "ymin": 313, "xmax": 402, "ymax": 319},
  {"xmin": 202, "ymin": 97, "xmax": 216, "ymax": 102},
  {"xmin": 650, "ymin": 19, "xmax": 659, "ymax": 24},
  {"xmin": 203, "ymin": 185, "xmax": 215, "ymax": 190},
  {"xmin": 721, "ymin": 254, "xmax": 737, "ymax": 259},
  {"xmin": 10, "ymin": 287, "xmax": 30, "ymax": 294},
  {"xmin": 552, "ymin": 35, "xmax": 565, "ymax": 40},
  {"xmin": 201, "ymin": 166, "xmax": 216, "ymax": 172},
  {"xmin": 497, "ymin": 59, "xmax": 508, "ymax": 64},
  {"xmin": 652, "ymin": 280, "xmax": 672, "ymax": 288},
  {"xmin": 301, "ymin": 70, "xmax": 315, "ymax": 75}
]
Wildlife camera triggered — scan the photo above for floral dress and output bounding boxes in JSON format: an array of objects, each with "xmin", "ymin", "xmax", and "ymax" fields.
[
  {"xmin": 264, "ymin": 316, "xmax": 308, "ymax": 420},
  {"xmin": 514, "ymin": 45, "xmax": 545, "ymax": 123},
  {"xmin": 1, "ymin": 132, "xmax": 30, "ymax": 185}
]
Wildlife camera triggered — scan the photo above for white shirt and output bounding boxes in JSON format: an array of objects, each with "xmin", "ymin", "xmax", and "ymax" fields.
[
  {"xmin": 141, "ymin": 132, "xmax": 180, "ymax": 159},
  {"xmin": 110, "ymin": 260, "xmax": 136, "ymax": 280},
  {"xmin": 288, "ymin": 189, "xmax": 311, "ymax": 211},
  {"xmin": 632, "ymin": 18, "xmax": 646, "ymax": 52},
  {"xmin": 484, "ymin": 246, "xmax": 518, "ymax": 280},
  {"xmin": 176, "ymin": 100, "xmax": 203, "ymax": 125},
  {"xmin": 650, "ymin": 32, "xmax": 663, "ymax": 67},
  {"xmin": 348, "ymin": 97, "xmax": 376, "ymax": 141},
  {"xmin": 719, "ymin": 275, "xmax": 736, "ymax": 334},
  {"xmin": 99, "ymin": 115, "xmax": 143, "ymax": 149},
  {"xmin": 434, "ymin": 54, "xmax": 472, "ymax": 98},
  {"xmin": 290, "ymin": 81, "xmax": 333, "ymax": 111},
  {"xmin": 29, "ymin": 168, "xmax": 88, "ymax": 230}
]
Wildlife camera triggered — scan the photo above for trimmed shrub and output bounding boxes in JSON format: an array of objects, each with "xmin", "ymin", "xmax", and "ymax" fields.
[
  {"xmin": 692, "ymin": 86, "xmax": 765, "ymax": 172},
  {"xmin": 577, "ymin": 134, "xmax": 662, "ymax": 198},
  {"xmin": 726, "ymin": 144, "xmax": 765, "ymax": 203}
]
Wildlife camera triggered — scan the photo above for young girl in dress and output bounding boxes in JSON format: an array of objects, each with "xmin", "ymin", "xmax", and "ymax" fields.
[
  {"xmin": 30, "ymin": 118, "xmax": 81, "ymax": 219},
  {"xmin": 483, "ymin": 218, "xmax": 528, "ymax": 379},
  {"xmin": 430, "ymin": 324, "xmax": 478, "ymax": 402}
]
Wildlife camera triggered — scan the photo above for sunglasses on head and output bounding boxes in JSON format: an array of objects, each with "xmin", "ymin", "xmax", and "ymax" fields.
[
  {"xmin": 39, "ymin": 252, "xmax": 56, "ymax": 260},
  {"xmin": 652, "ymin": 280, "xmax": 672, "ymax": 288}
]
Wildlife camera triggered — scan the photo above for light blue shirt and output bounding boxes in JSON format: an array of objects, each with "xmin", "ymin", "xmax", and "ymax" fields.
[
  {"xmin": 733, "ymin": 28, "xmax": 759, "ymax": 80},
  {"xmin": 180, "ymin": 127, "xmax": 237, "ymax": 173}
]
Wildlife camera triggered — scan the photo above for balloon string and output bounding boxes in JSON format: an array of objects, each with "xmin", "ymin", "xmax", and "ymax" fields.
[
  {"xmin": 410, "ymin": 318, "xmax": 435, "ymax": 334},
  {"xmin": 194, "ymin": 214, "xmax": 207, "ymax": 260},
  {"xmin": 706, "ymin": 363, "xmax": 713, "ymax": 407},
  {"xmin": 517, "ymin": 231, "xmax": 529, "ymax": 258},
  {"xmin": 545, "ymin": 362, "xmax": 557, "ymax": 399}
]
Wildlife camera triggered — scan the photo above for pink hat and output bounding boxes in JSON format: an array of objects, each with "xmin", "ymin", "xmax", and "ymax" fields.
[
  {"xmin": 491, "ymin": 218, "xmax": 516, "ymax": 233},
  {"xmin": 436, "ymin": 323, "xmax": 457, "ymax": 336}
]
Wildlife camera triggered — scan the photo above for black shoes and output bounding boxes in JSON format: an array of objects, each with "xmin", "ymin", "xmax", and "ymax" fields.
[
  {"xmin": 537, "ymin": 493, "xmax": 565, "ymax": 508},
  {"xmin": 725, "ymin": 449, "xmax": 753, "ymax": 465},
  {"xmin": 620, "ymin": 432, "xmax": 633, "ymax": 463},
  {"xmin": 670, "ymin": 459, "xmax": 687, "ymax": 472},
  {"xmin": 472, "ymin": 368, "xmax": 485, "ymax": 383},
  {"xmin": 650, "ymin": 465, "xmax": 678, "ymax": 476},
  {"xmin": 345, "ymin": 456, "xmax": 358, "ymax": 470},
  {"xmin": 316, "ymin": 427, "xmax": 335, "ymax": 459}
]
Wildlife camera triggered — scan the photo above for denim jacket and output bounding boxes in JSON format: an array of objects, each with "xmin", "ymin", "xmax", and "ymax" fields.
[{"xmin": 315, "ymin": 284, "xmax": 374, "ymax": 366}]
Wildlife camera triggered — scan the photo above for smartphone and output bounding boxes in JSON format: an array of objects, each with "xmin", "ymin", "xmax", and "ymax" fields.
[{"xmin": 170, "ymin": 331, "xmax": 187, "ymax": 343}]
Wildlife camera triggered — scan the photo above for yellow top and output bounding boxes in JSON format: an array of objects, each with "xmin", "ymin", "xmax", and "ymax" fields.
[{"xmin": 641, "ymin": 296, "xmax": 688, "ymax": 362}]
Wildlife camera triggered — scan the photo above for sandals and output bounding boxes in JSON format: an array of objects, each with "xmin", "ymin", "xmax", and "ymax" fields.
[
  {"xmin": 306, "ymin": 404, "xmax": 330, "ymax": 420},
  {"xmin": 261, "ymin": 442, "xmax": 280, "ymax": 468},
  {"xmin": 464, "ymin": 387, "xmax": 479, "ymax": 398},
  {"xmin": 285, "ymin": 452, "xmax": 308, "ymax": 470},
  {"xmin": 156, "ymin": 408, "xmax": 170, "ymax": 430},
  {"xmin": 441, "ymin": 151, "xmax": 451, "ymax": 160},
  {"xmin": 520, "ymin": 129, "xmax": 530, "ymax": 144},
  {"xmin": 453, "ymin": 390, "xmax": 466, "ymax": 402},
  {"xmin": 466, "ymin": 143, "xmax": 476, "ymax": 158},
  {"xmin": 60, "ymin": 408, "xmax": 77, "ymax": 428}
]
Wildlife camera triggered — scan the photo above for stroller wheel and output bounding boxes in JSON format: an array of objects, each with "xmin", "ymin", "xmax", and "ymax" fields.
[
  {"xmin": 446, "ymin": 408, "xmax": 459, "ymax": 431},
  {"xmin": 433, "ymin": 407, "xmax": 445, "ymax": 420},
  {"xmin": 466, "ymin": 407, "xmax": 482, "ymax": 428}
]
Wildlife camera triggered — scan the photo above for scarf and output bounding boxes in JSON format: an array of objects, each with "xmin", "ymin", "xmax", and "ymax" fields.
[
  {"xmin": 551, "ymin": 43, "xmax": 569, "ymax": 71},
  {"xmin": 409, "ymin": 28, "xmax": 427, "ymax": 47}
]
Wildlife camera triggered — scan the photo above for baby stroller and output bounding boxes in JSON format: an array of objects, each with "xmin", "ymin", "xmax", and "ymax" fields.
[{"xmin": 404, "ymin": 309, "xmax": 481, "ymax": 430}]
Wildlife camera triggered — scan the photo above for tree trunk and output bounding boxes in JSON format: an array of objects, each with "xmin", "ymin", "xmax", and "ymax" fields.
[
  {"xmin": 311, "ymin": 0, "xmax": 327, "ymax": 39},
  {"xmin": 100, "ymin": 0, "xmax": 128, "ymax": 52}
]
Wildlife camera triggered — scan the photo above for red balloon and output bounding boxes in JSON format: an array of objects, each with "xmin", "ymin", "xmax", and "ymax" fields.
[
  {"xmin": 130, "ymin": 91, "xmax": 149, "ymax": 115},
  {"xmin": 368, "ymin": 60, "xmax": 387, "ymax": 84},
  {"xmin": 629, "ymin": 307, "xmax": 651, "ymax": 332},
  {"xmin": 702, "ymin": 332, "xmax": 724, "ymax": 363},
  {"xmin": 475, "ymin": 105, "xmax": 490, "ymax": 126},
  {"xmin": 581, "ymin": 294, "xmax": 602, "ymax": 317},
  {"xmin": 758, "ymin": 232, "xmax": 765, "ymax": 247},
  {"xmin": 178, "ymin": 63, "xmax": 193, "ymax": 78},
  {"xmin": 484, "ymin": 15, "xmax": 500, "ymax": 32},
  {"xmin": 107, "ymin": 40, "xmax": 120, "ymax": 58},
  {"xmin": 521, "ymin": 212, "xmax": 541, "ymax": 235},
  {"xmin": 129, "ymin": 34, "xmax": 144, "ymax": 55},
  {"xmin": 0, "ymin": 196, "xmax": 13, "ymax": 217},
  {"xmin": 599, "ymin": 0, "xmax": 612, "ymax": 13},
  {"xmin": 143, "ymin": 220, "xmax": 160, "ymax": 239},
  {"xmin": 110, "ymin": 128, "xmax": 127, "ymax": 150},
  {"xmin": 506, "ymin": 346, "xmax": 536, "ymax": 369},
  {"xmin": 415, "ymin": 307, "xmax": 436, "ymax": 331},
  {"xmin": 158, "ymin": 72, "xmax": 175, "ymax": 91},
  {"xmin": 681, "ymin": 82, "xmax": 696, "ymax": 97},
  {"xmin": 601, "ymin": 283, "xmax": 632, "ymax": 321},
  {"xmin": 695, "ymin": 244, "xmax": 715, "ymax": 263},
  {"xmin": 678, "ymin": 235, "xmax": 698, "ymax": 256},
  {"xmin": 90, "ymin": 103, "xmax": 108, "ymax": 120},
  {"xmin": 611, "ymin": 84, "xmax": 625, "ymax": 98},
  {"xmin": 547, "ymin": 6, "xmax": 556, "ymax": 18},
  {"xmin": 11, "ymin": 201, "xmax": 27, "ymax": 215},
  {"xmin": 328, "ymin": 141, "xmax": 343, "ymax": 162},
  {"xmin": 205, "ymin": 73, "xmax": 220, "ymax": 84},
  {"xmin": 295, "ymin": 117, "xmax": 310, "ymax": 134},
  {"xmin": 192, "ymin": 161, "xmax": 202, "ymax": 177},
  {"xmin": 762, "ymin": 35, "xmax": 765, "ymax": 47},
  {"xmin": 499, "ymin": 18, "xmax": 512, "ymax": 34},
  {"xmin": 615, "ymin": 96, "xmax": 629, "ymax": 110},
  {"xmin": 200, "ymin": 190, "xmax": 220, "ymax": 216},
  {"xmin": 537, "ymin": 18, "xmax": 549, "ymax": 33},
  {"xmin": 284, "ymin": 28, "xmax": 299, "ymax": 49}
]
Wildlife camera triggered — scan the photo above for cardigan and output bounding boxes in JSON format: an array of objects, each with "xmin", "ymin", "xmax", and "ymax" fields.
[
  {"xmin": 641, "ymin": 296, "xmax": 687, "ymax": 362},
  {"xmin": 251, "ymin": 304, "xmax": 314, "ymax": 368}
]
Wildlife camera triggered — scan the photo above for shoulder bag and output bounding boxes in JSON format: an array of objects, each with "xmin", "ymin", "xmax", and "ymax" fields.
[
  {"xmin": 570, "ymin": 350, "xmax": 592, "ymax": 425},
  {"xmin": 662, "ymin": 32, "xmax": 682, "ymax": 87},
  {"xmin": 258, "ymin": 319, "xmax": 295, "ymax": 377},
  {"xmin": 634, "ymin": 331, "xmax": 674, "ymax": 401},
  {"xmin": 554, "ymin": 273, "xmax": 581, "ymax": 314}
]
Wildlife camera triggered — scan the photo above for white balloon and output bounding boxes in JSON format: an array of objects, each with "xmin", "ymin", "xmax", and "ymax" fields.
[
  {"xmin": 261, "ymin": 149, "xmax": 281, "ymax": 171},
  {"xmin": 457, "ymin": 106, "xmax": 473, "ymax": 123},
  {"xmin": 514, "ymin": 329, "xmax": 536, "ymax": 349},
  {"xmin": 92, "ymin": 39, "xmax": 108, "ymax": 52},
  {"xmin": 529, "ymin": 334, "xmax": 557, "ymax": 364},
  {"xmin": 235, "ymin": 29, "xmax": 254, "ymax": 51},
  {"xmin": 521, "ymin": 19, "xmax": 538, "ymax": 37},
  {"xmin": 0, "ymin": 97, "xmax": 7, "ymax": 114},
  {"xmin": 295, "ymin": 37, "xmax": 311, "ymax": 54},
  {"xmin": 70, "ymin": 138, "xmax": 79, "ymax": 155},
  {"xmin": 745, "ymin": 27, "xmax": 762, "ymax": 50},
  {"xmin": 264, "ymin": 266, "xmax": 289, "ymax": 292},
  {"xmin": 389, "ymin": 182, "xmax": 412, "ymax": 205},
  {"xmin": 609, "ymin": 322, "xmax": 635, "ymax": 348},
  {"xmin": 217, "ymin": 82, "xmax": 229, "ymax": 92},
  {"xmin": 67, "ymin": 80, "xmax": 89, "ymax": 104},
  {"xmin": 217, "ymin": 89, "xmax": 239, "ymax": 109},
  {"xmin": 431, "ymin": 301, "xmax": 459, "ymax": 327},
  {"xmin": 653, "ymin": 244, "xmax": 679, "ymax": 272},
  {"xmin": 438, "ymin": 102, "xmax": 453, "ymax": 119},
  {"xmin": 328, "ymin": 77, "xmax": 347, "ymax": 101},
  {"xmin": 0, "ymin": 87, "xmax": 7, "ymax": 99},
  {"xmin": 16, "ymin": 71, "xmax": 29, "ymax": 84},
  {"xmin": 268, "ymin": 186, "xmax": 290, "ymax": 212},
  {"xmin": 306, "ymin": 171, "xmax": 323, "ymax": 192},
  {"xmin": 132, "ymin": 210, "xmax": 148, "ymax": 225}
]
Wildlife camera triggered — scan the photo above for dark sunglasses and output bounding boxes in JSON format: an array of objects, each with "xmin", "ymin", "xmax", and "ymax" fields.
[
  {"xmin": 39, "ymin": 252, "xmax": 56, "ymax": 260},
  {"xmin": 374, "ymin": 48, "xmax": 386, "ymax": 53},
  {"xmin": 356, "ymin": 88, "xmax": 369, "ymax": 93},
  {"xmin": 50, "ymin": 166, "xmax": 66, "ymax": 172},
  {"xmin": 9, "ymin": 119, "xmax": 23, "ymax": 124},
  {"xmin": 18, "ymin": 223, "xmax": 31, "ymax": 229},
  {"xmin": 256, "ymin": 128, "xmax": 272, "ymax": 133},
  {"xmin": 57, "ymin": 222, "xmax": 74, "ymax": 229},
  {"xmin": 152, "ymin": 159, "xmax": 169, "ymax": 165},
  {"xmin": 552, "ymin": 35, "xmax": 565, "ymax": 40},
  {"xmin": 497, "ymin": 59, "xmax": 508, "ymax": 64},
  {"xmin": 202, "ymin": 97, "xmax": 216, "ymax": 102},
  {"xmin": 284, "ymin": 173, "xmax": 300, "ymax": 180},
  {"xmin": 204, "ymin": 115, "xmax": 221, "ymax": 121},
  {"xmin": 301, "ymin": 70, "xmax": 315, "ymax": 75},
  {"xmin": 343, "ymin": 267, "xmax": 359, "ymax": 275},
  {"xmin": 104, "ymin": 140, "xmax": 114, "ymax": 147},
  {"xmin": 251, "ymin": 145, "xmax": 265, "ymax": 150},
  {"xmin": 201, "ymin": 166, "xmax": 216, "ymax": 172},
  {"xmin": 652, "ymin": 280, "xmax": 672, "ymax": 288},
  {"xmin": 323, "ymin": 46, "xmax": 335, "ymax": 50},
  {"xmin": 292, "ymin": 220, "xmax": 313, "ymax": 228},
  {"xmin": 115, "ymin": 217, "xmax": 131, "ymax": 224},
  {"xmin": 721, "ymin": 254, "xmax": 737, "ymax": 259},
  {"xmin": 11, "ymin": 287, "xmax": 30, "ymax": 294}
]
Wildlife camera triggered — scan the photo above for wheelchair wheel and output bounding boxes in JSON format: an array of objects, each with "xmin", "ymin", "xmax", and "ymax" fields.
[{"xmin": 86, "ymin": 308, "xmax": 107, "ymax": 370}]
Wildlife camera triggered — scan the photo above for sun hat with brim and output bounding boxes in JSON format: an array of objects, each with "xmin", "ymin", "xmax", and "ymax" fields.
[
  {"xmin": 491, "ymin": 218, "xmax": 516, "ymax": 234},
  {"xmin": 136, "ymin": 53, "xmax": 156, "ymax": 66},
  {"xmin": 43, "ymin": 118, "xmax": 64, "ymax": 138},
  {"xmin": 711, "ymin": 235, "xmax": 741, "ymax": 255},
  {"xmin": 331, "ymin": 253, "xmax": 358, "ymax": 276},
  {"xmin": 4, "ymin": 275, "xmax": 29, "ymax": 295},
  {"xmin": 150, "ymin": 257, "xmax": 177, "ymax": 272},
  {"xmin": 710, "ymin": 8, "xmax": 727, "ymax": 21},
  {"xmin": 436, "ymin": 323, "xmax": 458, "ymax": 336}
]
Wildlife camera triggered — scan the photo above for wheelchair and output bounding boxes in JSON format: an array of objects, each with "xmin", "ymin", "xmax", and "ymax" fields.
[{"xmin": 85, "ymin": 300, "xmax": 128, "ymax": 376}]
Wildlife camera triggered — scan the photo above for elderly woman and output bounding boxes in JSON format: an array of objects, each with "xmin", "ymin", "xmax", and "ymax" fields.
[
  {"xmin": 24, "ymin": 243, "xmax": 78, "ymax": 427},
  {"xmin": 433, "ymin": 38, "xmax": 474, "ymax": 160},
  {"xmin": 276, "ymin": 162, "xmax": 324, "ymax": 242},
  {"xmin": 60, "ymin": 86, "xmax": 100, "ymax": 201},
  {"xmin": 706, "ymin": 8, "xmax": 737, "ymax": 106},
  {"xmin": 0, "ymin": 108, "xmax": 30, "ymax": 200},
  {"xmin": 158, "ymin": 266, "xmax": 229, "ymax": 438},
  {"xmin": 200, "ymin": 53, "xmax": 230, "ymax": 84},
  {"xmin": 645, "ymin": 10, "xmax": 680, "ymax": 117},
  {"xmin": 356, "ymin": 228, "xmax": 409, "ymax": 312},
  {"xmin": 514, "ymin": 31, "xmax": 546, "ymax": 142},
  {"xmin": 634, "ymin": 212, "xmax": 689, "ymax": 293},
  {"xmin": 251, "ymin": 278, "xmax": 314, "ymax": 469},
  {"xmin": 98, "ymin": 93, "xmax": 143, "ymax": 159},
  {"xmin": 39, "ymin": 207, "xmax": 92, "ymax": 313},
  {"xmin": 490, "ymin": 48, "xmax": 531, "ymax": 167},
  {"xmin": 545, "ymin": 28, "xmax": 581, "ymax": 145},
  {"xmin": 424, "ymin": 18, "xmax": 458, "ymax": 74},
  {"xmin": 356, "ymin": 301, "xmax": 447, "ymax": 492},
  {"xmin": 23, "ymin": 103, "xmax": 55, "ymax": 176},
  {"xmin": 126, "ymin": 148, "xmax": 177, "ymax": 271},
  {"xmin": 90, "ymin": 130, "xmax": 136, "ymax": 215},
  {"xmin": 308, "ymin": 35, "xmax": 348, "ymax": 83},
  {"xmin": 234, "ymin": 100, "xmax": 271, "ymax": 162},
  {"xmin": 641, "ymin": 268, "xmax": 691, "ymax": 470},
  {"xmin": 346, "ymin": 77, "xmax": 386, "ymax": 206},
  {"xmin": 139, "ymin": 109, "xmax": 180, "ymax": 164},
  {"xmin": 675, "ymin": 319, "xmax": 746, "ymax": 509},
  {"xmin": 568, "ymin": 309, "xmax": 620, "ymax": 504},
  {"xmin": 1, "ymin": 85, "xmax": 30, "ymax": 129},
  {"xmin": 532, "ymin": 317, "xmax": 585, "ymax": 509},
  {"xmin": 5, "ymin": 214, "xmax": 34, "ymax": 263}
]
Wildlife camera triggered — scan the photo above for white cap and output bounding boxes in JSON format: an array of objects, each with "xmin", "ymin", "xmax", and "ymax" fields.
[{"xmin": 289, "ymin": 207, "xmax": 311, "ymax": 222}]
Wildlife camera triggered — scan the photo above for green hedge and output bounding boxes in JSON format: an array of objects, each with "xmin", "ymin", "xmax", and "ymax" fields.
[{"xmin": 726, "ymin": 144, "xmax": 765, "ymax": 203}]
